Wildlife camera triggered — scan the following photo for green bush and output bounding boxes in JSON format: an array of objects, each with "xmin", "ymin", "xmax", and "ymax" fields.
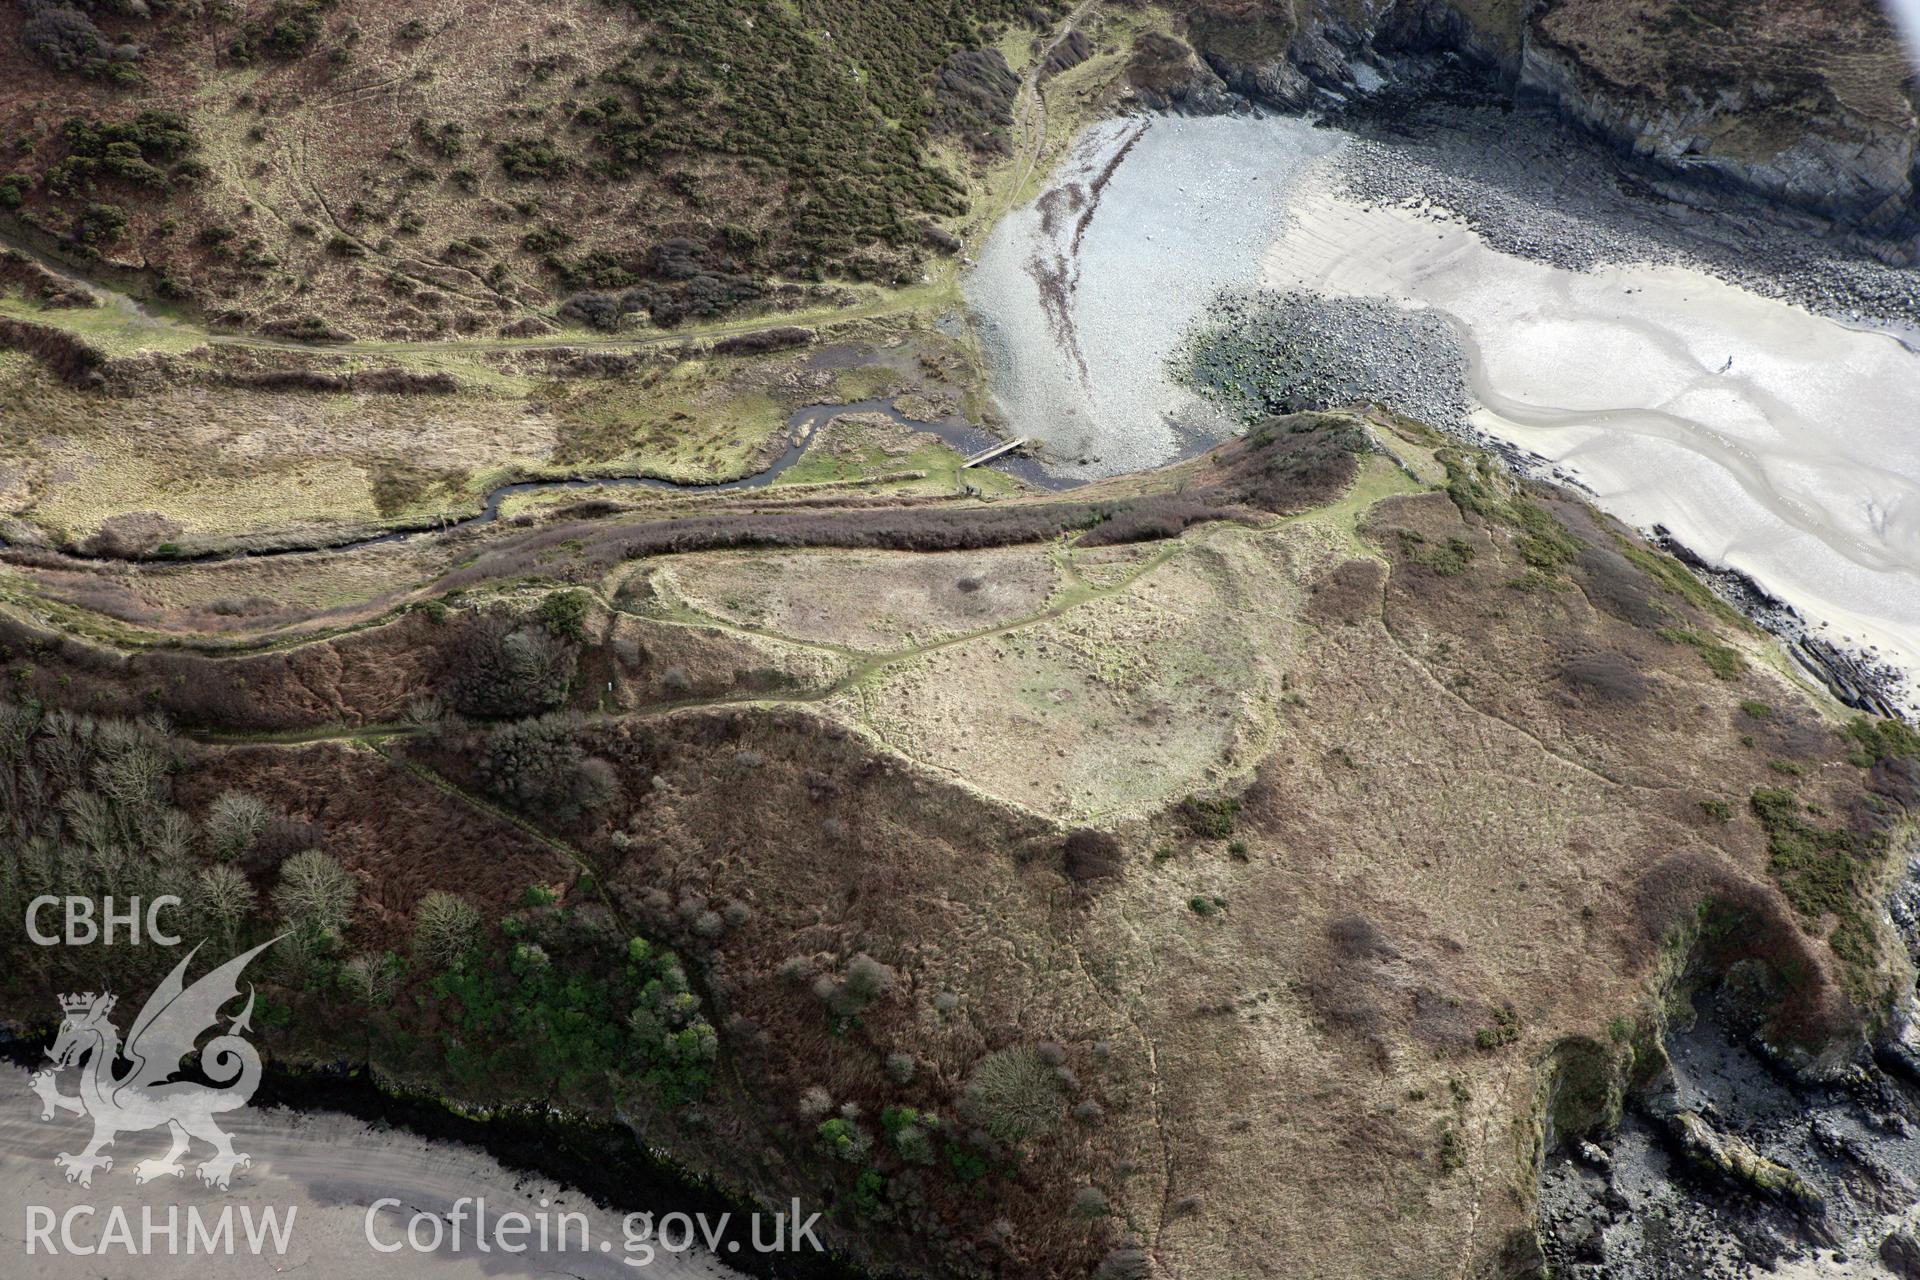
[
  {"xmin": 498, "ymin": 138, "xmax": 569, "ymax": 180},
  {"xmin": 1178, "ymin": 794, "xmax": 1239, "ymax": 839},
  {"xmin": 255, "ymin": 0, "xmax": 330, "ymax": 59},
  {"xmin": 537, "ymin": 589, "xmax": 592, "ymax": 641},
  {"xmin": 1474, "ymin": 1006, "xmax": 1519, "ymax": 1051},
  {"xmin": 818, "ymin": 1116, "xmax": 872, "ymax": 1163},
  {"xmin": 849, "ymin": 1167, "xmax": 887, "ymax": 1216},
  {"xmin": 71, "ymin": 201, "xmax": 126, "ymax": 245},
  {"xmin": 882, "ymin": 1105, "xmax": 937, "ymax": 1164}
]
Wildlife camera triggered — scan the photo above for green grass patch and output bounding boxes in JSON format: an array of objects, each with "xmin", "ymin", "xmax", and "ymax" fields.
[
  {"xmin": 1657, "ymin": 626, "xmax": 1745, "ymax": 680},
  {"xmin": 1396, "ymin": 529, "xmax": 1475, "ymax": 576},
  {"xmin": 1437, "ymin": 449, "xmax": 1579, "ymax": 571},
  {"xmin": 1842, "ymin": 715, "xmax": 1920, "ymax": 768},
  {"xmin": 1749, "ymin": 786, "xmax": 1883, "ymax": 986}
]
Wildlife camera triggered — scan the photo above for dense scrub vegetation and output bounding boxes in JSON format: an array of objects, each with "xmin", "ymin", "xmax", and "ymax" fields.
[
  {"xmin": 17, "ymin": 0, "xmax": 155, "ymax": 82},
  {"xmin": 433, "ymin": 414, "xmax": 1367, "ymax": 591},
  {"xmin": 597, "ymin": 1, "xmax": 1035, "ymax": 248},
  {"xmin": 441, "ymin": 609, "xmax": 578, "ymax": 719},
  {"xmin": 531, "ymin": 0, "xmax": 1063, "ymax": 307},
  {"xmin": 2, "ymin": 109, "xmax": 200, "ymax": 254},
  {"xmin": 0, "ymin": 695, "xmax": 714, "ymax": 1113}
]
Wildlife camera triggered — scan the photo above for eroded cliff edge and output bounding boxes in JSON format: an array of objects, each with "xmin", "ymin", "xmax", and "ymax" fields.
[{"xmin": 1153, "ymin": 0, "xmax": 1920, "ymax": 262}]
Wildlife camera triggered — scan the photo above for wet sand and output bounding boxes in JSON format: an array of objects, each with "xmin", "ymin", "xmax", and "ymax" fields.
[
  {"xmin": 1263, "ymin": 181, "xmax": 1920, "ymax": 712},
  {"xmin": 965, "ymin": 114, "xmax": 1342, "ymax": 477},
  {"xmin": 967, "ymin": 108, "xmax": 1920, "ymax": 710}
]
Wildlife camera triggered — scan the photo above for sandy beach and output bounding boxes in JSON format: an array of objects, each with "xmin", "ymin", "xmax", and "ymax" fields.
[
  {"xmin": 967, "ymin": 108, "xmax": 1920, "ymax": 710},
  {"xmin": 1263, "ymin": 180, "xmax": 1920, "ymax": 712},
  {"xmin": 965, "ymin": 114, "xmax": 1342, "ymax": 477}
]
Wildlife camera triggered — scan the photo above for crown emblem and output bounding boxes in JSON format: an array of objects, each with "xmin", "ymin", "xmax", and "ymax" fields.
[{"xmin": 58, "ymin": 992, "xmax": 113, "ymax": 1018}]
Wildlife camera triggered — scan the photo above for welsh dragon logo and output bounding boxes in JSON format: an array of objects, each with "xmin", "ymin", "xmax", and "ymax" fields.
[{"xmin": 28, "ymin": 938, "xmax": 278, "ymax": 1190}]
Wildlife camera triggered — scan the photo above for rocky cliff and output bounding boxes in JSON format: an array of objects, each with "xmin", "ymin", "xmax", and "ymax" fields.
[{"xmin": 1167, "ymin": 0, "xmax": 1920, "ymax": 262}]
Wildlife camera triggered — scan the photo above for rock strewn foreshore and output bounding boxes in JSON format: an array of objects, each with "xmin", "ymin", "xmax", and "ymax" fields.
[
  {"xmin": 1160, "ymin": 0, "xmax": 1920, "ymax": 270},
  {"xmin": 1162, "ymin": 77, "xmax": 1920, "ymax": 722},
  {"xmin": 1326, "ymin": 70, "xmax": 1920, "ymax": 336},
  {"xmin": 1173, "ymin": 289, "xmax": 1472, "ymax": 431}
]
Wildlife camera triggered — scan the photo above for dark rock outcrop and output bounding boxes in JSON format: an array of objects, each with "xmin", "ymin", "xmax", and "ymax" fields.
[
  {"xmin": 1123, "ymin": 31, "xmax": 1241, "ymax": 115},
  {"xmin": 1165, "ymin": 0, "xmax": 1920, "ymax": 262}
]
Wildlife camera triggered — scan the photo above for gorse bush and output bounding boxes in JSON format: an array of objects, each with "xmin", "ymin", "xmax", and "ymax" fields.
[
  {"xmin": 43, "ymin": 111, "xmax": 196, "ymax": 202},
  {"xmin": 1178, "ymin": 794, "xmax": 1239, "ymax": 840},
  {"xmin": 227, "ymin": 0, "xmax": 332, "ymax": 62},
  {"xmin": 570, "ymin": 0, "xmax": 1062, "ymax": 275},
  {"xmin": 19, "ymin": 0, "xmax": 144, "ymax": 80},
  {"xmin": 537, "ymin": 590, "xmax": 592, "ymax": 642},
  {"xmin": 498, "ymin": 137, "xmax": 569, "ymax": 181}
]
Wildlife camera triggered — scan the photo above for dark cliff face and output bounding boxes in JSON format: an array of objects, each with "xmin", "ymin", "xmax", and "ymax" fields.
[{"xmin": 1167, "ymin": 0, "xmax": 1920, "ymax": 262}]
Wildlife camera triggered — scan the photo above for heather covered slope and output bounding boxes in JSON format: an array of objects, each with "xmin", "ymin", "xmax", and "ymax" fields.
[
  {"xmin": 0, "ymin": 0, "xmax": 1067, "ymax": 338},
  {"xmin": 2, "ymin": 0, "xmax": 1913, "ymax": 345},
  {"xmin": 1, "ymin": 415, "xmax": 1909, "ymax": 1277}
]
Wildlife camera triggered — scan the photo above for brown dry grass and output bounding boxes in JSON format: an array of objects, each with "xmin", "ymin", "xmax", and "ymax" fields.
[
  {"xmin": 1537, "ymin": 0, "xmax": 1914, "ymax": 129},
  {"xmin": 0, "ymin": 413, "xmax": 1900, "ymax": 1279}
]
